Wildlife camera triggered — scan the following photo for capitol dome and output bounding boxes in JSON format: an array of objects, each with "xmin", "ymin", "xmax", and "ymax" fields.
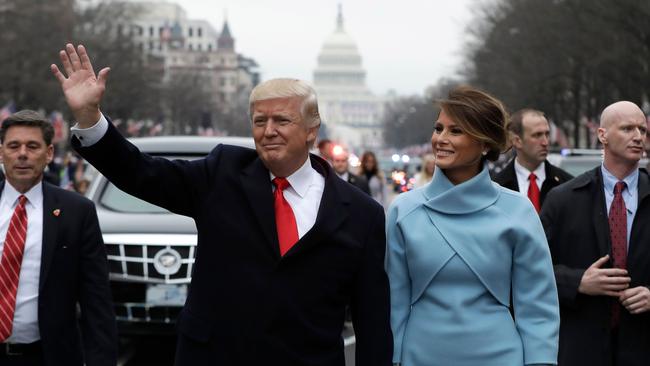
[
  {"xmin": 312, "ymin": 5, "xmax": 384, "ymax": 151},
  {"xmin": 321, "ymin": 27, "xmax": 358, "ymax": 55},
  {"xmin": 314, "ymin": 5, "xmax": 365, "ymax": 87}
]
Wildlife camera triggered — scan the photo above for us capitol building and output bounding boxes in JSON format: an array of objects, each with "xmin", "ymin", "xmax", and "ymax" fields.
[{"xmin": 313, "ymin": 5, "xmax": 385, "ymax": 151}]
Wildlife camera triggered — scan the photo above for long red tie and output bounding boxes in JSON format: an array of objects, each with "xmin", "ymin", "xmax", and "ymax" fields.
[
  {"xmin": 528, "ymin": 172, "xmax": 541, "ymax": 212},
  {"xmin": 273, "ymin": 178, "xmax": 299, "ymax": 256},
  {"xmin": 609, "ymin": 181, "xmax": 627, "ymax": 328},
  {"xmin": 0, "ymin": 195, "xmax": 28, "ymax": 341}
]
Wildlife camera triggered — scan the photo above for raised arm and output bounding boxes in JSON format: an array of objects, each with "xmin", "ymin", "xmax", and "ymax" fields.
[
  {"xmin": 51, "ymin": 43, "xmax": 109, "ymax": 127},
  {"xmin": 51, "ymin": 43, "xmax": 204, "ymax": 218}
]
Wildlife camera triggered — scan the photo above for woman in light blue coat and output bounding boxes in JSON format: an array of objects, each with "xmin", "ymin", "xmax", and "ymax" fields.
[{"xmin": 386, "ymin": 86, "xmax": 559, "ymax": 366}]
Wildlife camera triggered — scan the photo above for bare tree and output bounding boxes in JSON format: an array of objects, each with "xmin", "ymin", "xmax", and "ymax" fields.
[
  {"xmin": 74, "ymin": 1, "xmax": 163, "ymax": 121},
  {"xmin": 465, "ymin": 0, "xmax": 650, "ymax": 147},
  {"xmin": 0, "ymin": 0, "xmax": 162, "ymax": 124},
  {"xmin": 383, "ymin": 95, "xmax": 437, "ymax": 149},
  {"xmin": 0, "ymin": 0, "xmax": 75, "ymax": 110},
  {"xmin": 162, "ymin": 70, "xmax": 217, "ymax": 134}
]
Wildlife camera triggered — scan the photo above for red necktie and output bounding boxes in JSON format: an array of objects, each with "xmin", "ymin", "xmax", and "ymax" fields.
[
  {"xmin": 528, "ymin": 172, "xmax": 541, "ymax": 212},
  {"xmin": 273, "ymin": 178, "xmax": 299, "ymax": 256},
  {"xmin": 609, "ymin": 181, "xmax": 627, "ymax": 327},
  {"xmin": 0, "ymin": 195, "xmax": 28, "ymax": 341}
]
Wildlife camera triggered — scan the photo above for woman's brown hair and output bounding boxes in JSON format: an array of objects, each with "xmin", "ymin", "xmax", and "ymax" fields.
[{"xmin": 437, "ymin": 85, "xmax": 509, "ymax": 162}]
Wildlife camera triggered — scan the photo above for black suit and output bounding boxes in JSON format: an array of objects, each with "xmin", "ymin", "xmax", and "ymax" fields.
[
  {"xmin": 541, "ymin": 167, "xmax": 650, "ymax": 366},
  {"xmin": 494, "ymin": 159, "xmax": 573, "ymax": 209},
  {"xmin": 0, "ymin": 181, "xmax": 117, "ymax": 366},
  {"xmin": 74, "ymin": 122, "xmax": 393, "ymax": 366},
  {"xmin": 344, "ymin": 172, "xmax": 370, "ymax": 195}
]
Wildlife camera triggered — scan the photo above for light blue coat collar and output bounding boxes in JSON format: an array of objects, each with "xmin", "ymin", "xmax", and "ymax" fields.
[{"xmin": 423, "ymin": 164, "xmax": 499, "ymax": 214}]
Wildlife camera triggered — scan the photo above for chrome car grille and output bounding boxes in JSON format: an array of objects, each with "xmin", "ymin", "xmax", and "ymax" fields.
[
  {"xmin": 114, "ymin": 302, "xmax": 182, "ymax": 324},
  {"xmin": 103, "ymin": 234, "xmax": 197, "ymax": 284}
]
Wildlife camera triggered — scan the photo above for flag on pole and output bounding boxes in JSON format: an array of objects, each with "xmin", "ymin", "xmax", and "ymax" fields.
[
  {"xmin": 0, "ymin": 101, "xmax": 16, "ymax": 127},
  {"xmin": 549, "ymin": 120, "xmax": 570, "ymax": 148},
  {"xmin": 49, "ymin": 111, "xmax": 66, "ymax": 144}
]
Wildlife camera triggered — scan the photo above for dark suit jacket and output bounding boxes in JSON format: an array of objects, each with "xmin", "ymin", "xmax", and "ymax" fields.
[
  {"xmin": 494, "ymin": 159, "xmax": 573, "ymax": 209},
  {"xmin": 0, "ymin": 181, "xmax": 117, "ymax": 366},
  {"xmin": 74, "ymin": 122, "xmax": 393, "ymax": 366},
  {"xmin": 541, "ymin": 167, "xmax": 650, "ymax": 366},
  {"xmin": 346, "ymin": 172, "xmax": 370, "ymax": 195}
]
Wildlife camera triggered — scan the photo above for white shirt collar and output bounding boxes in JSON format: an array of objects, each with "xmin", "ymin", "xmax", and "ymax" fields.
[
  {"xmin": 337, "ymin": 171, "xmax": 349, "ymax": 181},
  {"xmin": 601, "ymin": 163, "xmax": 638, "ymax": 199},
  {"xmin": 1, "ymin": 180, "xmax": 43, "ymax": 209},
  {"xmin": 270, "ymin": 157, "xmax": 315, "ymax": 198},
  {"xmin": 514, "ymin": 158, "xmax": 546, "ymax": 181}
]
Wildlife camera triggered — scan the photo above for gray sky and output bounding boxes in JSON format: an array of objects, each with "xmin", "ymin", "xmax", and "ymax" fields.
[{"xmin": 174, "ymin": 0, "xmax": 476, "ymax": 96}]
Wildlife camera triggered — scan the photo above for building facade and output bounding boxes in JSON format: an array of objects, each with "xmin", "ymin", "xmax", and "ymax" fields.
[{"xmin": 102, "ymin": 1, "xmax": 259, "ymax": 132}]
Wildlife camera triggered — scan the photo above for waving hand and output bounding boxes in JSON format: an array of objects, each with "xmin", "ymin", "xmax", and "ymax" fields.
[{"xmin": 51, "ymin": 43, "xmax": 110, "ymax": 128}]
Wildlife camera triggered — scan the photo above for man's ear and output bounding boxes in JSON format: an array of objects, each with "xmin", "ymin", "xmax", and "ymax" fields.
[
  {"xmin": 597, "ymin": 127, "xmax": 607, "ymax": 145},
  {"xmin": 306, "ymin": 125, "xmax": 319, "ymax": 147},
  {"xmin": 46, "ymin": 144, "xmax": 54, "ymax": 164},
  {"xmin": 510, "ymin": 132, "xmax": 523, "ymax": 150}
]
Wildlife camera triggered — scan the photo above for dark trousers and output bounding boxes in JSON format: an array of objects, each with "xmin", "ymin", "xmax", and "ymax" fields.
[
  {"xmin": 0, "ymin": 341, "xmax": 43, "ymax": 366},
  {"xmin": 0, "ymin": 356, "xmax": 43, "ymax": 366},
  {"xmin": 0, "ymin": 354, "xmax": 43, "ymax": 366},
  {"xmin": 611, "ymin": 327, "xmax": 619, "ymax": 366}
]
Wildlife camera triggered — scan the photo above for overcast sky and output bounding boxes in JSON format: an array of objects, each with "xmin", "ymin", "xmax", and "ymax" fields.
[{"xmin": 172, "ymin": 0, "xmax": 476, "ymax": 96}]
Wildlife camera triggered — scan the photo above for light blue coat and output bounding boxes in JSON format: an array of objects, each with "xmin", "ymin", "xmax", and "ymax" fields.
[{"xmin": 386, "ymin": 165, "xmax": 559, "ymax": 366}]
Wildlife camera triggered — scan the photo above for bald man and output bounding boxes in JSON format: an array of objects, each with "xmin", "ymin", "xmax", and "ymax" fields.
[{"xmin": 541, "ymin": 101, "xmax": 650, "ymax": 366}]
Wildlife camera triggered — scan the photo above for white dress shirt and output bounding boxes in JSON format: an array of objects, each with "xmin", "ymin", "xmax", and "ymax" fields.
[
  {"xmin": 271, "ymin": 158, "xmax": 325, "ymax": 239},
  {"xmin": 514, "ymin": 159, "xmax": 546, "ymax": 194},
  {"xmin": 72, "ymin": 113, "xmax": 326, "ymax": 238},
  {"xmin": 0, "ymin": 181, "xmax": 43, "ymax": 343},
  {"xmin": 70, "ymin": 113, "xmax": 109, "ymax": 147}
]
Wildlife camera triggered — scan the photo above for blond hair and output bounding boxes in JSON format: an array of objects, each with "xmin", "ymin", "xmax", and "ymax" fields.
[{"xmin": 249, "ymin": 78, "xmax": 321, "ymax": 127}]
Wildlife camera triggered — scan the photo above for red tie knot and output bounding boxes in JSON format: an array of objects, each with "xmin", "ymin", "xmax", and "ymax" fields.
[
  {"xmin": 529, "ymin": 172, "xmax": 537, "ymax": 181},
  {"xmin": 273, "ymin": 177, "xmax": 291, "ymax": 192},
  {"xmin": 614, "ymin": 181, "xmax": 626, "ymax": 195},
  {"xmin": 17, "ymin": 195, "xmax": 27, "ymax": 207}
]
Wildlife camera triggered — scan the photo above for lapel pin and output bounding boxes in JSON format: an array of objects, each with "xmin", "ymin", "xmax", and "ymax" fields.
[
  {"xmin": 53, "ymin": 209, "xmax": 61, "ymax": 217},
  {"xmin": 554, "ymin": 176, "xmax": 560, "ymax": 182}
]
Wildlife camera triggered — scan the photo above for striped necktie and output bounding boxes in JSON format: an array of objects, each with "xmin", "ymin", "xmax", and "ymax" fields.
[{"xmin": 0, "ymin": 195, "xmax": 28, "ymax": 341}]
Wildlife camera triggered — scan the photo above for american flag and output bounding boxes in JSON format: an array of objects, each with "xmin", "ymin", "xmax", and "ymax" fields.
[
  {"xmin": 549, "ymin": 120, "xmax": 570, "ymax": 148},
  {"xmin": 49, "ymin": 111, "xmax": 66, "ymax": 143},
  {"xmin": 161, "ymin": 22, "xmax": 172, "ymax": 42},
  {"xmin": 0, "ymin": 101, "xmax": 16, "ymax": 127}
]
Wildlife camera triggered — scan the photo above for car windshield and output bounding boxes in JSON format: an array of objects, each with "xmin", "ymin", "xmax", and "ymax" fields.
[
  {"xmin": 96, "ymin": 152, "xmax": 197, "ymax": 214},
  {"xmin": 100, "ymin": 183, "xmax": 168, "ymax": 213},
  {"xmin": 558, "ymin": 159, "xmax": 602, "ymax": 177}
]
